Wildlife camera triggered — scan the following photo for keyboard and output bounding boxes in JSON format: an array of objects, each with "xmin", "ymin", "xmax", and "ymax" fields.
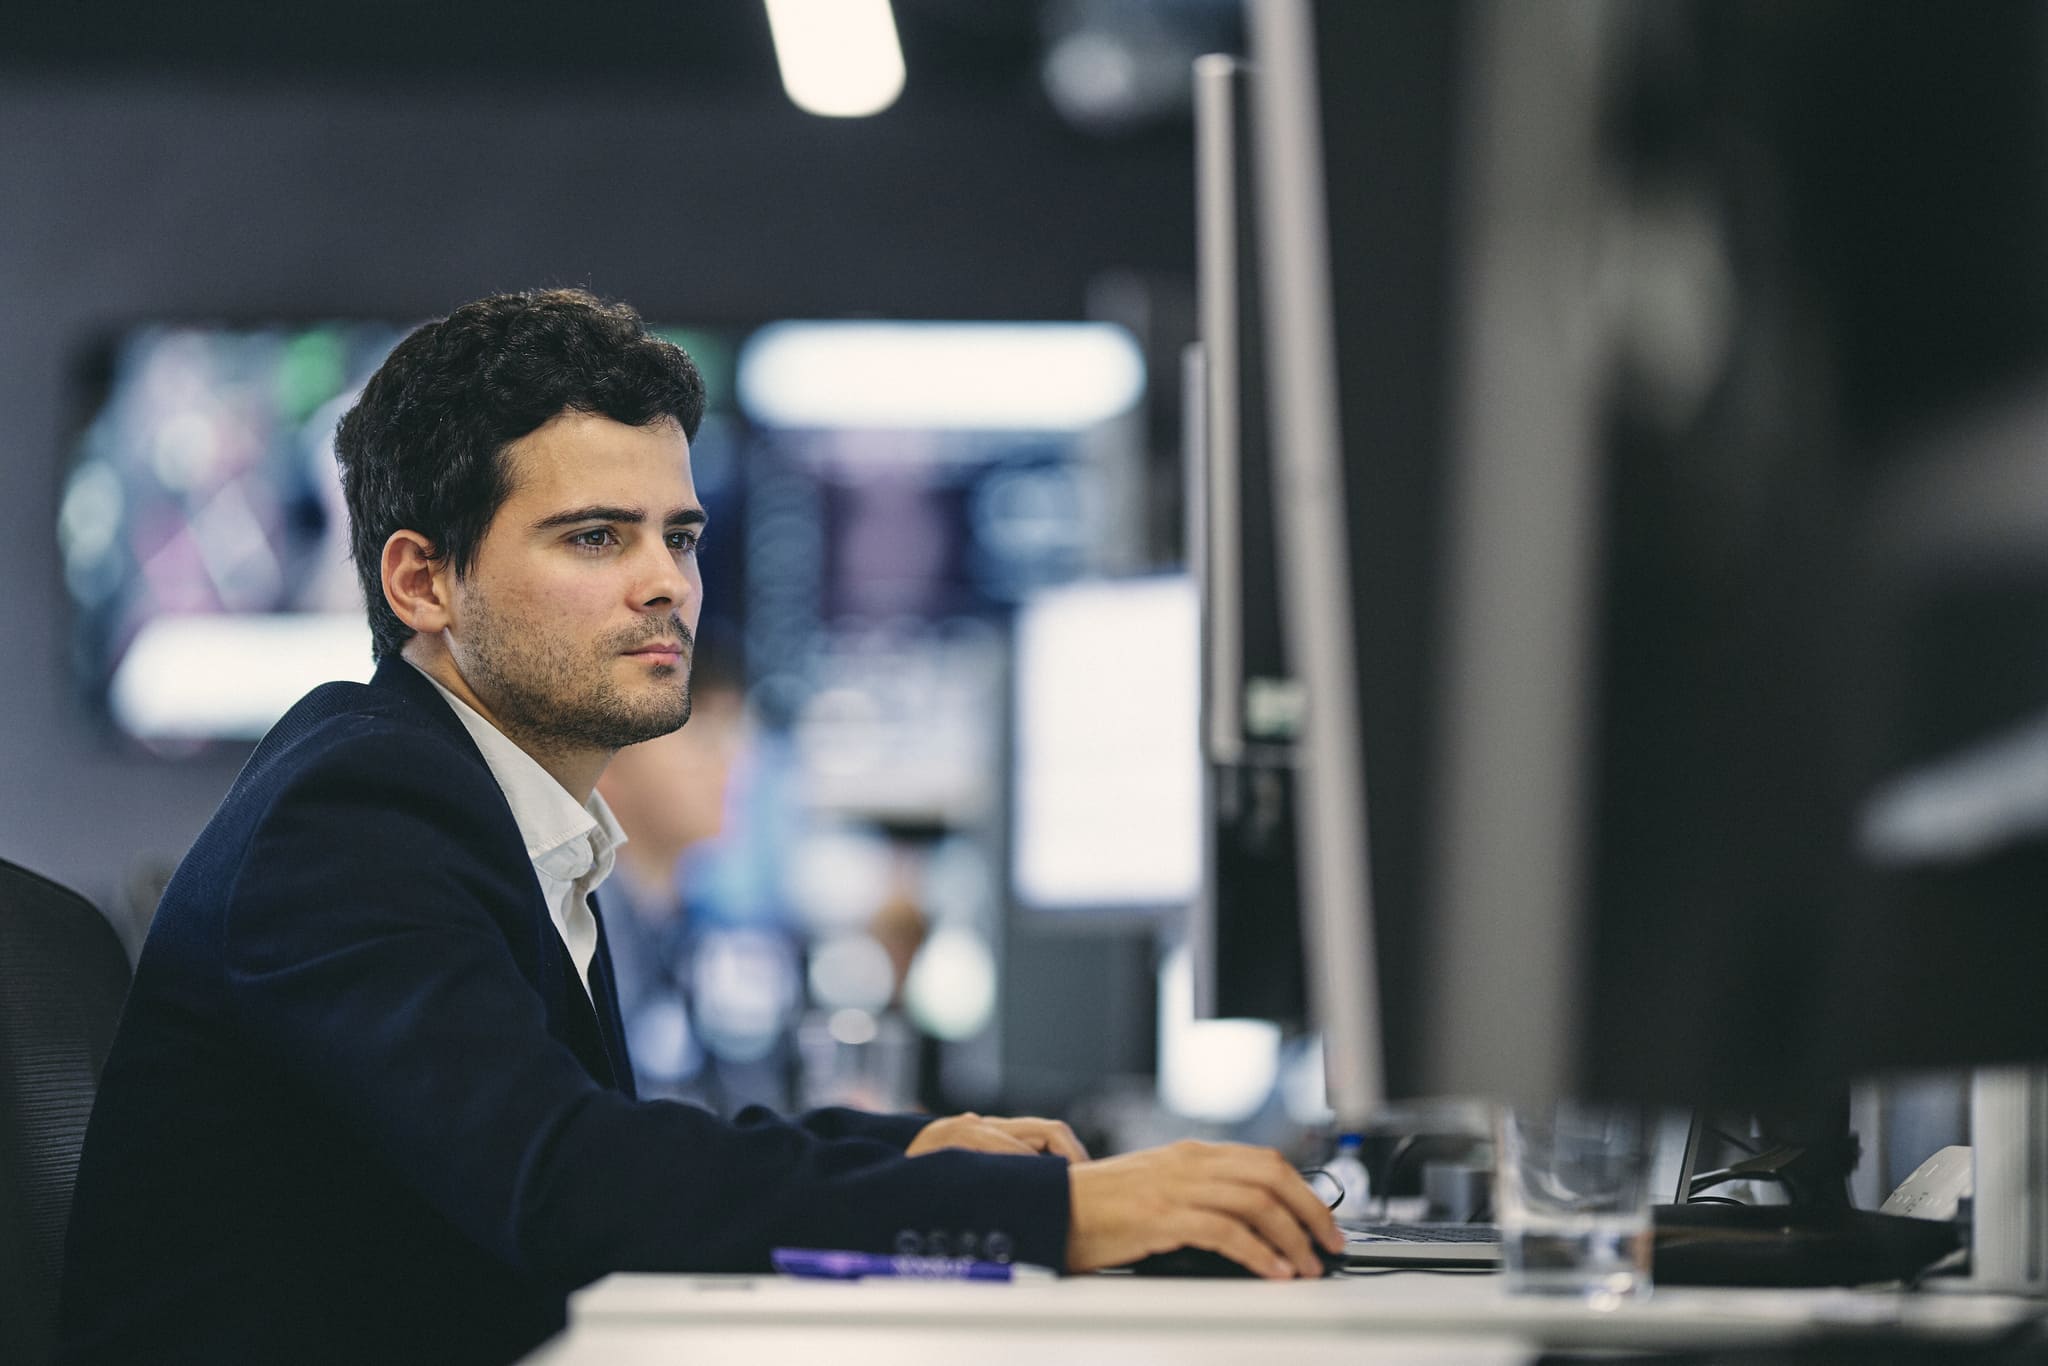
[
  {"xmin": 1347, "ymin": 1222, "xmax": 1500, "ymax": 1245},
  {"xmin": 1342, "ymin": 1222, "xmax": 1502, "ymax": 1266}
]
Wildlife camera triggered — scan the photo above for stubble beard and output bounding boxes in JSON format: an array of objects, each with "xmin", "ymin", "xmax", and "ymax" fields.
[{"xmin": 460, "ymin": 588, "xmax": 695, "ymax": 762}]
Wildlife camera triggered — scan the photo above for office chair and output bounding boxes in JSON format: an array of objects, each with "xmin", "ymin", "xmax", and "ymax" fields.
[{"xmin": 0, "ymin": 858, "xmax": 133, "ymax": 1366}]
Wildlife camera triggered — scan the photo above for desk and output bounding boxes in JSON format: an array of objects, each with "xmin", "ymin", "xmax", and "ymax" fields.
[{"xmin": 524, "ymin": 1270, "xmax": 2042, "ymax": 1365}]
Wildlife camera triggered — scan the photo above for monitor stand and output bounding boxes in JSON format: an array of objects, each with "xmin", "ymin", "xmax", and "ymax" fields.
[{"xmin": 1970, "ymin": 1065, "xmax": 2048, "ymax": 1293}]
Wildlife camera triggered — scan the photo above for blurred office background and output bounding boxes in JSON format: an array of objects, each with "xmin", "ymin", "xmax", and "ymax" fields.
[
  {"xmin": 9, "ymin": 0, "xmax": 2040, "ymax": 1194},
  {"xmin": 0, "ymin": 0, "xmax": 1292, "ymax": 1144}
]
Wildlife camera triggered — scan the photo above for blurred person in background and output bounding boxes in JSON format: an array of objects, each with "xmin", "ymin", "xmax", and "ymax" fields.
[
  {"xmin": 597, "ymin": 634, "xmax": 803, "ymax": 1111},
  {"xmin": 60, "ymin": 288, "xmax": 1341, "ymax": 1366}
]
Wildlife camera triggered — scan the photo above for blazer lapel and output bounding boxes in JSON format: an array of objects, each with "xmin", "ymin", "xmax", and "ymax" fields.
[
  {"xmin": 586, "ymin": 895, "xmax": 638, "ymax": 1100},
  {"xmin": 547, "ymin": 915, "xmax": 624, "ymax": 1094},
  {"xmin": 371, "ymin": 658, "xmax": 632, "ymax": 1095},
  {"xmin": 542, "ymin": 897, "xmax": 638, "ymax": 1096}
]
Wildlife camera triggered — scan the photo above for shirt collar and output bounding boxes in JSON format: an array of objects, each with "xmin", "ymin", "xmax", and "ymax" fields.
[{"xmin": 409, "ymin": 661, "xmax": 627, "ymax": 889}]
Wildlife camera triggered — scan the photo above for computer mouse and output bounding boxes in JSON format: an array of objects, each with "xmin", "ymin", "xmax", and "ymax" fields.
[{"xmin": 1122, "ymin": 1245, "xmax": 1344, "ymax": 1278}]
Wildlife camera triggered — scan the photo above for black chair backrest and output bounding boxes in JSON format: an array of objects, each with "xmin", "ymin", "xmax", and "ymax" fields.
[{"xmin": 0, "ymin": 859, "xmax": 133, "ymax": 1366}]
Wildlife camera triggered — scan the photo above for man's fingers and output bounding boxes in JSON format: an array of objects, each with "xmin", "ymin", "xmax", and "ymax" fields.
[
  {"xmin": 976, "ymin": 1126, "xmax": 1040, "ymax": 1155},
  {"xmin": 1201, "ymin": 1180, "xmax": 1326, "ymax": 1278},
  {"xmin": 1203, "ymin": 1144, "xmax": 1344, "ymax": 1255},
  {"xmin": 907, "ymin": 1115, "xmax": 1039, "ymax": 1158},
  {"xmin": 1063, "ymin": 1140, "xmax": 1344, "ymax": 1275},
  {"xmin": 936, "ymin": 1123, "xmax": 1037, "ymax": 1156},
  {"xmin": 1032, "ymin": 1120, "xmax": 1089, "ymax": 1162},
  {"xmin": 993, "ymin": 1117, "xmax": 1089, "ymax": 1162},
  {"xmin": 1176, "ymin": 1209, "xmax": 1298, "ymax": 1280},
  {"xmin": 1265, "ymin": 1161, "xmax": 1345, "ymax": 1255}
]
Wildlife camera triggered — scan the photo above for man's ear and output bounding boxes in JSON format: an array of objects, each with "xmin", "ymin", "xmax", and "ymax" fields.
[{"xmin": 381, "ymin": 530, "xmax": 455, "ymax": 635}]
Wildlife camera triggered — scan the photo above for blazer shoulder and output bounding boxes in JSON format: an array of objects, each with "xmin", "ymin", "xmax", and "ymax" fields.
[
  {"xmin": 243, "ymin": 678, "xmax": 488, "ymax": 796},
  {"xmin": 209, "ymin": 680, "xmax": 533, "ymax": 955}
]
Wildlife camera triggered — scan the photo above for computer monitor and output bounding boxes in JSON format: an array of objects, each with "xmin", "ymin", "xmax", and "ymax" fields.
[
  {"xmin": 1188, "ymin": 53, "xmax": 1309, "ymax": 1029},
  {"xmin": 1251, "ymin": 0, "xmax": 2048, "ymax": 1124},
  {"xmin": 1247, "ymin": 0, "xmax": 1470, "ymax": 1120},
  {"xmin": 1010, "ymin": 574, "xmax": 1203, "ymax": 919}
]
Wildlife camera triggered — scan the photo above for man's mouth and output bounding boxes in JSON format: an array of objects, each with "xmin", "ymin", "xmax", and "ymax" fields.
[{"xmin": 624, "ymin": 642, "xmax": 685, "ymax": 665}]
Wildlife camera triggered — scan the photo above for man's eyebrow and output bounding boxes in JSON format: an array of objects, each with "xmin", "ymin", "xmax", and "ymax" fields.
[{"xmin": 530, "ymin": 505, "xmax": 707, "ymax": 532}]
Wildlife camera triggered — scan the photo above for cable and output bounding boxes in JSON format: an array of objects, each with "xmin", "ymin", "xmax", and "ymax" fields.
[
  {"xmin": 1706, "ymin": 1124, "xmax": 1763, "ymax": 1156},
  {"xmin": 1902, "ymin": 1246, "xmax": 1970, "ymax": 1294},
  {"xmin": 1372, "ymin": 1135, "xmax": 1422, "ymax": 1220},
  {"xmin": 1297, "ymin": 1165, "xmax": 1343, "ymax": 1214},
  {"xmin": 1688, "ymin": 1166, "xmax": 1795, "ymax": 1199}
]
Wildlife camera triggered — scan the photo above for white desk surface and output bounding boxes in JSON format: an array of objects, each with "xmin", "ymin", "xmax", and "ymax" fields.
[{"xmin": 523, "ymin": 1269, "xmax": 2043, "ymax": 1366}]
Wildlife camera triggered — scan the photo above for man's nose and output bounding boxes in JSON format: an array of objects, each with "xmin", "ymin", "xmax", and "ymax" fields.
[{"xmin": 633, "ymin": 539, "xmax": 691, "ymax": 610}]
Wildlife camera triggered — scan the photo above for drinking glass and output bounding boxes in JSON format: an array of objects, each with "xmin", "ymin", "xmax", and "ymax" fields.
[{"xmin": 1495, "ymin": 1101, "xmax": 1653, "ymax": 1305}]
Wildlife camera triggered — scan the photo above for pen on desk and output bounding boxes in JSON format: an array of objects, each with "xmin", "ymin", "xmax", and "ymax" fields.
[{"xmin": 772, "ymin": 1248, "xmax": 1058, "ymax": 1282}]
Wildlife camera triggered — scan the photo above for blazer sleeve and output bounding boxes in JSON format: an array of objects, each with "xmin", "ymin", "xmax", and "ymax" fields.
[
  {"xmin": 770, "ymin": 1106, "xmax": 932, "ymax": 1150},
  {"xmin": 220, "ymin": 729, "xmax": 1070, "ymax": 1290}
]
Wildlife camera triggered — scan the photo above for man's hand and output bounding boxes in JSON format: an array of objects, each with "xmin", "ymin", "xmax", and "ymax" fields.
[
  {"xmin": 906, "ymin": 1112, "xmax": 1090, "ymax": 1163},
  {"xmin": 1065, "ymin": 1140, "xmax": 1344, "ymax": 1279}
]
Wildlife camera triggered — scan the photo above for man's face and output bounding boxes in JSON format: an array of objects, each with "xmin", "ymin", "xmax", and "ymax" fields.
[{"xmin": 446, "ymin": 410, "xmax": 705, "ymax": 761}]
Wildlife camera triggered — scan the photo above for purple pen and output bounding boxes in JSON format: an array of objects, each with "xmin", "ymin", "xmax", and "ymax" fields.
[{"xmin": 772, "ymin": 1248, "xmax": 1058, "ymax": 1282}]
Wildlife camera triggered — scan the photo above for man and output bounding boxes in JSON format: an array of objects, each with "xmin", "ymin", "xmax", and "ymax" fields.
[{"xmin": 60, "ymin": 290, "xmax": 1340, "ymax": 1365}]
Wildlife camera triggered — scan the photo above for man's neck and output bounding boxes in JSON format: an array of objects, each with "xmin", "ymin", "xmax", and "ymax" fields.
[{"xmin": 400, "ymin": 639, "xmax": 609, "ymax": 803}]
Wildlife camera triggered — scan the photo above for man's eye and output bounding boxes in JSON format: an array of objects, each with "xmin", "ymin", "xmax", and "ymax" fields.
[
  {"xmin": 571, "ymin": 528, "xmax": 619, "ymax": 549},
  {"xmin": 667, "ymin": 529, "xmax": 702, "ymax": 554}
]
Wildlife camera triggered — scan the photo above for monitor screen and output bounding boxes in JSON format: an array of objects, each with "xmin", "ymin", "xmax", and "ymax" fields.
[
  {"xmin": 60, "ymin": 324, "xmax": 402, "ymax": 746},
  {"xmin": 1189, "ymin": 53, "xmax": 1309, "ymax": 1027},
  {"xmin": 1010, "ymin": 575, "xmax": 1202, "ymax": 915}
]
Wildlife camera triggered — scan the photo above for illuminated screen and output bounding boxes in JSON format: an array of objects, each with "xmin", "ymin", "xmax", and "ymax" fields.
[{"xmin": 1010, "ymin": 575, "xmax": 1202, "ymax": 913}]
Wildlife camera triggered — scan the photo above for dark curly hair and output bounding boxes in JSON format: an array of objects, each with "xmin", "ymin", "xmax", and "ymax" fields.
[{"xmin": 334, "ymin": 288, "xmax": 706, "ymax": 660}]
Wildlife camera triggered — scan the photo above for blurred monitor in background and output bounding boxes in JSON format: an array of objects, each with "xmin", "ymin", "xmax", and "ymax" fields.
[
  {"xmin": 1010, "ymin": 574, "xmax": 1201, "ymax": 920},
  {"xmin": 734, "ymin": 320, "xmax": 1157, "ymax": 1117},
  {"xmin": 60, "ymin": 324, "xmax": 401, "ymax": 745}
]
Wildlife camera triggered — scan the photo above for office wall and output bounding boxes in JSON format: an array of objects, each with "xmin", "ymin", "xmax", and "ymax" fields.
[{"xmin": 0, "ymin": 75, "xmax": 1195, "ymax": 913}]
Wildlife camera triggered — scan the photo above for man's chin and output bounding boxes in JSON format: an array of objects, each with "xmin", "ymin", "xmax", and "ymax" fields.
[{"xmin": 616, "ymin": 691, "xmax": 691, "ymax": 744}]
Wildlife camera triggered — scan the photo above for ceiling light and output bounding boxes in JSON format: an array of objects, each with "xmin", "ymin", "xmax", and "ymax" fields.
[
  {"xmin": 764, "ymin": 0, "xmax": 906, "ymax": 119},
  {"xmin": 737, "ymin": 321, "xmax": 1145, "ymax": 431}
]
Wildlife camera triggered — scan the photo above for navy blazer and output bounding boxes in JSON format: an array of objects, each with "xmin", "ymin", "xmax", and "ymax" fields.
[{"xmin": 61, "ymin": 660, "xmax": 1070, "ymax": 1365}]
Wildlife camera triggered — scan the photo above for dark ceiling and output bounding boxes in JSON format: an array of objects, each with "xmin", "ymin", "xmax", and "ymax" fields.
[
  {"xmin": 2, "ymin": 2, "xmax": 1060, "ymax": 103},
  {"xmin": 0, "ymin": 0, "xmax": 1247, "ymax": 140}
]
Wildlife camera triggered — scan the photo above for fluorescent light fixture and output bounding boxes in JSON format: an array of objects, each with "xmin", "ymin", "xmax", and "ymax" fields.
[
  {"xmin": 764, "ymin": 0, "xmax": 906, "ymax": 119},
  {"xmin": 110, "ymin": 613, "xmax": 374, "ymax": 741},
  {"xmin": 738, "ymin": 321, "xmax": 1145, "ymax": 431}
]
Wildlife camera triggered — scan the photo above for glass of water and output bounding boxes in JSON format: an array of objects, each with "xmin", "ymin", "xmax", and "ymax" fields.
[{"xmin": 1495, "ymin": 1101, "xmax": 1653, "ymax": 1305}]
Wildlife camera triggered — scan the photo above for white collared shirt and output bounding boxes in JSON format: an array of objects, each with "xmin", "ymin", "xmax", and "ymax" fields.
[{"xmin": 411, "ymin": 662, "xmax": 627, "ymax": 1004}]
